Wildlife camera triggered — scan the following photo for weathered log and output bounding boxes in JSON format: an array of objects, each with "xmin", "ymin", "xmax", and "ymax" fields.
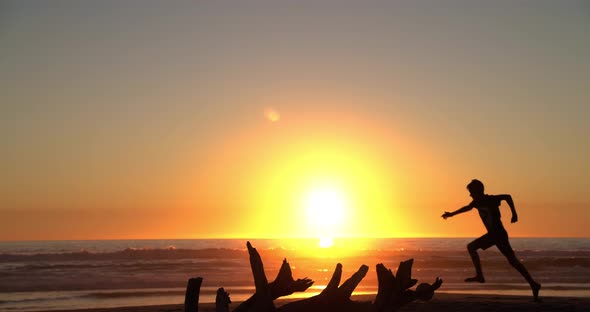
[
  {"xmin": 216, "ymin": 287, "xmax": 231, "ymax": 312},
  {"xmin": 184, "ymin": 277, "xmax": 202, "ymax": 312}
]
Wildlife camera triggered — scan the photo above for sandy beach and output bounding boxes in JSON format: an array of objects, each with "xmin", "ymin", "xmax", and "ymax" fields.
[{"xmin": 41, "ymin": 293, "xmax": 590, "ymax": 312}]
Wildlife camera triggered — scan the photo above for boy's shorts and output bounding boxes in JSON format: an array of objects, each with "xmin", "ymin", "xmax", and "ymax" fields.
[{"xmin": 471, "ymin": 231, "xmax": 515, "ymax": 257}]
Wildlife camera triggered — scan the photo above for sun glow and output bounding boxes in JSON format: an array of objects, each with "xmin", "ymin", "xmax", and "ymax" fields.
[{"xmin": 204, "ymin": 115, "xmax": 408, "ymax": 239}]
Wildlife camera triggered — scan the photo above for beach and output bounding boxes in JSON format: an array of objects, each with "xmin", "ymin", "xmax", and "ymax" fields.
[
  {"xmin": 39, "ymin": 293, "xmax": 590, "ymax": 312},
  {"xmin": 2, "ymin": 238, "xmax": 589, "ymax": 311}
]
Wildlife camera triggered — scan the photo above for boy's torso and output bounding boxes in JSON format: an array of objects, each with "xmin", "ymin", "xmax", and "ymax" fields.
[{"xmin": 472, "ymin": 195, "xmax": 506, "ymax": 234}]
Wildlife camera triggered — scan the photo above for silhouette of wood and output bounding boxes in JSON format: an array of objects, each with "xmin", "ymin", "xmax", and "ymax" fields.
[
  {"xmin": 184, "ymin": 277, "xmax": 202, "ymax": 312},
  {"xmin": 278, "ymin": 264, "xmax": 372, "ymax": 312},
  {"xmin": 216, "ymin": 287, "xmax": 231, "ymax": 312},
  {"xmin": 319, "ymin": 263, "xmax": 342, "ymax": 297},
  {"xmin": 339, "ymin": 264, "xmax": 369, "ymax": 299},
  {"xmin": 396, "ymin": 259, "xmax": 418, "ymax": 290},
  {"xmin": 184, "ymin": 242, "xmax": 443, "ymax": 312},
  {"xmin": 234, "ymin": 244, "xmax": 314, "ymax": 312},
  {"xmin": 375, "ymin": 261, "xmax": 443, "ymax": 312},
  {"xmin": 270, "ymin": 258, "xmax": 314, "ymax": 299},
  {"xmin": 374, "ymin": 263, "xmax": 398, "ymax": 311},
  {"xmin": 243, "ymin": 241, "xmax": 275, "ymax": 312}
]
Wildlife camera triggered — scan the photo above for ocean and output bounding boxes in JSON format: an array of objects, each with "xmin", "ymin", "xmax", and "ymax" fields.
[{"xmin": 0, "ymin": 238, "xmax": 589, "ymax": 311}]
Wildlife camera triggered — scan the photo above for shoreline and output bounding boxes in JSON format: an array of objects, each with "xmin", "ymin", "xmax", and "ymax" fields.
[{"xmin": 37, "ymin": 293, "xmax": 590, "ymax": 312}]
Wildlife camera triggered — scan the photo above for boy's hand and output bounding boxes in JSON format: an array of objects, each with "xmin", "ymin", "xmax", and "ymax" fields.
[
  {"xmin": 441, "ymin": 212, "xmax": 452, "ymax": 219},
  {"xmin": 511, "ymin": 214, "xmax": 518, "ymax": 223}
]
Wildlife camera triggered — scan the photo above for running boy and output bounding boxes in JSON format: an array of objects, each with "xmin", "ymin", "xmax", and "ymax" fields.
[{"xmin": 442, "ymin": 179, "xmax": 541, "ymax": 301}]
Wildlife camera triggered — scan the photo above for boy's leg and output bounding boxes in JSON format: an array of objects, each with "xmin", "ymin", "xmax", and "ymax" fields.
[
  {"xmin": 465, "ymin": 234, "xmax": 493, "ymax": 283},
  {"xmin": 497, "ymin": 240, "xmax": 541, "ymax": 301}
]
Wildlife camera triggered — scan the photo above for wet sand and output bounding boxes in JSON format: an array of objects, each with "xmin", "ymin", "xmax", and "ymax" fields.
[{"xmin": 41, "ymin": 293, "xmax": 590, "ymax": 312}]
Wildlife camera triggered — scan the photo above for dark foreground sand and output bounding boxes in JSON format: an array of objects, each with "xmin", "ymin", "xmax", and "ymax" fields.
[{"xmin": 43, "ymin": 293, "xmax": 590, "ymax": 312}]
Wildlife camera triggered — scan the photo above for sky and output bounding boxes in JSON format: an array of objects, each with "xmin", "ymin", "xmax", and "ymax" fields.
[{"xmin": 1, "ymin": 0, "xmax": 589, "ymax": 240}]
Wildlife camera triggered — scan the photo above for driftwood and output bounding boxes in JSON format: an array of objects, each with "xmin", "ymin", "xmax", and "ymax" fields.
[
  {"xmin": 185, "ymin": 242, "xmax": 442, "ymax": 312},
  {"xmin": 184, "ymin": 277, "xmax": 202, "ymax": 312},
  {"xmin": 278, "ymin": 263, "xmax": 372, "ymax": 312},
  {"xmin": 232, "ymin": 242, "xmax": 314, "ymax": 312},
  {"xmin": 216, "ymin": 287, "xmax": 231, "ymax": 312}
]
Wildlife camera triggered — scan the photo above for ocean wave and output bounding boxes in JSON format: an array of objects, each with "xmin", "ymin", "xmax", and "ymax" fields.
[
  {"xmin": 0, "ymin": 286, "xmax": 257, "ymax": 304},
  {"xmin": 0, "ymin": 248, "xmax": 247, "ymax": 262},
  {"xmin": 6, "ymin": 259, "xmax": 247, "ymax": 273},
  {"xmin": 2, "ymin": 247, "xmax": 590, "ymax": 269},
  {"xmin": 0, "ymin": 296, "xmax": 74, "ymax": 305}
]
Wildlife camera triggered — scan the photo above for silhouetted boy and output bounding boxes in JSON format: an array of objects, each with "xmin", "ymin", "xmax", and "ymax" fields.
[{"xmin": 442, "ymin": 179, "xmax": 541, "ymax": 301}]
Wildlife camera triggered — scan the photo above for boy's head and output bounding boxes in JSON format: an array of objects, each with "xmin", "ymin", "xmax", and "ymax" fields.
[{"xmin": 467, "ymin": 179, "xmax": 485, "ymax": 199}]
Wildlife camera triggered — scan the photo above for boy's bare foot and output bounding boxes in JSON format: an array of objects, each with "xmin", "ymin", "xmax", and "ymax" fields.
[
  {"xmin": 464, "ymin": 276, "xmax": 485, "ymax": 283},
  {"xmin": 532, "ymin": 282, "xmax": 541, "ymax": 302}
]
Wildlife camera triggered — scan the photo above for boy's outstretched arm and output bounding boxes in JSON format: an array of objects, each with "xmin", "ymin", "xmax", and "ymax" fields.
[
  {"xmin": 442, "ymin": 204, "xmax": 473, "ymax": 219},
  {"xmin": 498, "ymin": 194, "xmax": 518, "ymax": 223}
]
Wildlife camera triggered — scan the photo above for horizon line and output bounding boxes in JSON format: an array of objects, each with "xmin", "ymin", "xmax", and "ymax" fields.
[{"xmin": 1, "ymin": 236, "xmax": 589, "ymax": 242}]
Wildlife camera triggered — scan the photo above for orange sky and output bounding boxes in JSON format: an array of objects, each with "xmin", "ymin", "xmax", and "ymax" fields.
[
  {"xmin": 2, "ymin": 107, "xmax": 587, "ymax": 240},
  {"xmin": 1, "ymin": 2, "xmax": 589, "ymax": 240}
]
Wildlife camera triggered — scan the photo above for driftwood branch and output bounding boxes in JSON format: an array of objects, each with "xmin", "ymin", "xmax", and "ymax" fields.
[
  {"xmin": 278, "ymin": 264, "xmax": 372, "ymax": 312},
  {"xmin": 375, "ymin": 260, "xmax": 443, "ymax": 312},
  {"xmin": 271, "ymin": 258, "xmax": 314, "ymax": 299},
  {"xmin": 234, "ymin": 242, "xmax": 314, "ymax": 312},
  {"xmin": 339, "ymin": 264, "xmax": 369, "ymax": 299},
  {"xmin": 242, "ymin": 241, "xmax": 275, "ymax": 312},
  {"xmin": 319, "ymin": 263, "xmax": 342, "ymax": 296}
]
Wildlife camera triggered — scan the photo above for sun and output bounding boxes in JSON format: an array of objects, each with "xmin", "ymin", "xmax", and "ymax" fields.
[
  {"xmin": 318, "ymin": 236, "xmax": 334, "ymax": 248},
  {"xmin": 304, "ymin": 186, "xmax": 348, "ymax": 246},
  {"xmin": 305, "ymin": 187, "xmax": 346, "ymax": 226}
]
